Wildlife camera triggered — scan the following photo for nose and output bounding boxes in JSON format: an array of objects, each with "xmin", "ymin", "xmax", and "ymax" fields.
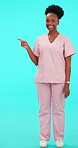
[{"xmin": 48, "ymin": 21, "xmax": 53, "ymax": 26}]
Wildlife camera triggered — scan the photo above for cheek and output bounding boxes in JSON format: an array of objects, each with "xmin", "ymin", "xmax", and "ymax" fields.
[
  {"xmin": 46, "ymin": 22, "xmax": 48, "ymax": 27},
  {"xmin": 54, "ymin": 23, "xmax": 58, "ymax": 27}
]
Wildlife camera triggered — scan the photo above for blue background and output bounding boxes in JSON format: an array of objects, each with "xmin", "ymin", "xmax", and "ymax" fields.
[{"xmin": 0, "ymin": 0, "xmax": 78, "ymax": 147}]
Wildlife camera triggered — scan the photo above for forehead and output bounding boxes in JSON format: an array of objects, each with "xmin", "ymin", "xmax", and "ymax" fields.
[{"xmin": 46, "ymin": 13, "xmax": 58, "ymax": 19}]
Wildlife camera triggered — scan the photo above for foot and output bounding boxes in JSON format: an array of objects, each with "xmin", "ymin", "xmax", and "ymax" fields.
[
  {"xmin": 39, "ymin": 140, "xmax": 48, "ymax": 147},
  {"xmin": 56, "ymin": 140, "xmax": 64, "ymax": 147}
]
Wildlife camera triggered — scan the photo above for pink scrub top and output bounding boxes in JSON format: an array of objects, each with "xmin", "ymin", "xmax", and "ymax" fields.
[{"xmin": 32, "ymin": 33, "xmax": 76, "ymax": 83}]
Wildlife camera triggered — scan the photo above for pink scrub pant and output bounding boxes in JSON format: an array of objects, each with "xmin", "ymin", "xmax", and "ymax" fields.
[{"xmin": 36, "ymin": 83, "xmax": 65, "ymax": 141}]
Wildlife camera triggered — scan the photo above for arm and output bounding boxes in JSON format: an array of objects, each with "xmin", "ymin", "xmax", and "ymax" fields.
[
  {"xmin": 17, "ymin": 39, "xmax": 38, "ymax": 66},
  {"xmin": 65, "ymin": 56, "xmax": 71, "ymax": 82},
  {"xmin": 63, "ymin": 56, "xmax": 71, "ymax": 98},
  {"xmin": 26, "ymin": 46, "xmax": 39, "ymax": 66}
]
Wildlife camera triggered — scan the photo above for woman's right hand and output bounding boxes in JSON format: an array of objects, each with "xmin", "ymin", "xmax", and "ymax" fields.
[
  {"xmin": 17, "ymin": 39, "xmax": 38, "ymax": 65},
  {"xmin": 17, "ymin": 39, "xmax": 30, "ymax": 50}
]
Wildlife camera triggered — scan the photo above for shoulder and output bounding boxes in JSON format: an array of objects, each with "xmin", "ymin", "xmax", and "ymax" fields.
[
  {"xmin": 60, "ymin": 34, "xmax": 71, "ymax": 42},
  {"xmin": 59, "ymin": 34, "xmax": 73, "ymax": 46},
  {"xmin": 36, "ymin": 34, "xmax": 47, "ymax": 41}
]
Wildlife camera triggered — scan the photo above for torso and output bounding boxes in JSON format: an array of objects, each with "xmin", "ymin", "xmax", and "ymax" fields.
[{"xmin": 33, "ymin": 33, "xmax": 75, "ymax": 83}]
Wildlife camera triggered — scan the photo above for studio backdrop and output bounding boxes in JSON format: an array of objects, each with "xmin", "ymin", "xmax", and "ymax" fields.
[{"xmin": 0, "ymin": 0, "xmax": 78, "ymax": 148}]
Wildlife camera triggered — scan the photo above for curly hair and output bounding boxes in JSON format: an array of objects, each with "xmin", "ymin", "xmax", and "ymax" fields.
[{"xmin": 45, "ymin": 5, "xmax": 64, "ymax": 19}]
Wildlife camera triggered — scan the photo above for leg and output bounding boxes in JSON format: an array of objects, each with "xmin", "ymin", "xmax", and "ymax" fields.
[
  {"xmin": 36, "ymin": 83, "xmax": 51, "ymax": 141},
  {"xmin": 51, "ymin": 83, "xmax": 65, "ymax": 141}
]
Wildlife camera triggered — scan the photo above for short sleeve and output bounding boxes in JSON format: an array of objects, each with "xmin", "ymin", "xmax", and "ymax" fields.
[
  {"xmin": 32, "ymin": 37, "xmax": 40, "ymax": 57},
  {"xmin": 64, "ymin": 38, "xmax": 76, "ymax": 57}
]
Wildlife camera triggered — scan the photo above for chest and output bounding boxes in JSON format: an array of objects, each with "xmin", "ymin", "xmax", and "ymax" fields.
[
  {"xmin": 38, "ymin": 39, "xmax": 64, "ymax": 57},
  {"xmin": 48, "ymin": 36, "xmax": 58, "ymax": 43}
]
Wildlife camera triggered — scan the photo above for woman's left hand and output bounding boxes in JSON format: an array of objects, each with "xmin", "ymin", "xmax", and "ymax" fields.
[{"xmin": 63, "ymin": 83, "xmax": 70, "ymax": 98}]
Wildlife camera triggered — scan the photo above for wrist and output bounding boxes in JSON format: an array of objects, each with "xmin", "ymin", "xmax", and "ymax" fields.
[
  {"xmin": 65, "ymin": 81, "xmax": 70, "ymax": 85},
  {"xmin": 26, "ymin": 46, "xmax": 31, "ymax": 51}
]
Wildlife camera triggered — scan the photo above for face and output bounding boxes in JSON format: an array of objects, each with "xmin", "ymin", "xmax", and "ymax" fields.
[{"xmin": 46, "ymin": 13, "xmax": 59, "ymax": 32}]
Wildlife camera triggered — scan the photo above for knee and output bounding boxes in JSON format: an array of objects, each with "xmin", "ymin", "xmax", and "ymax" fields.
[{"xmin": 39, "ymin": 108, "xmax": 51, "ymax": 116}]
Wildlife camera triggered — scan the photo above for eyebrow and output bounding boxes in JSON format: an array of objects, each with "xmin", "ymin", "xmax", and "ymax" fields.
[
  {"xmin": 46, "ymin": 18, "xmax": 56, "ymax": 20},
  {"xmin": 46, "ymin": 17, "xmax": 58, "ymax": 21}
]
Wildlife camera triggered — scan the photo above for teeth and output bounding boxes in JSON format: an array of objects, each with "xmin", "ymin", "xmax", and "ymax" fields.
[
  {"xmin": 49, "ymin": 26, "xmax": 53, "ymax": 27},
  {"xmin": 48, "ymin": 26, "xmax": 53, "ymax": 29}
]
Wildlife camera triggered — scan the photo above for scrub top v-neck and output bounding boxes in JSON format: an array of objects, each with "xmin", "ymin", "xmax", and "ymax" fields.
[
  {"xmin": 47, "ymin": 33, "xmax": 60, "ymax": 44},
  {"xmin": 32, "ymin": 33, "xmax": 76, "ymax": 83}
]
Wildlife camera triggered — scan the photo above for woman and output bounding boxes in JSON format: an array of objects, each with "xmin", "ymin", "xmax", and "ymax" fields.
[{"xmin": 17, "ymin": 5, "xmax": 76, "ymax": 148}]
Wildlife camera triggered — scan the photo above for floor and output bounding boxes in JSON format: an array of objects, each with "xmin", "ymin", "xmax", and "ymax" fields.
[{"xmin": 0, "ymin": 96, "xmax": 78, "ymax": 148}]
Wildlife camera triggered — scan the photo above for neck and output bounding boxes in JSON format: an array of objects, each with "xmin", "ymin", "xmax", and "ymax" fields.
[{"xmin": 49, "ymin": 30, "xmax": 59, "ymax": 36}]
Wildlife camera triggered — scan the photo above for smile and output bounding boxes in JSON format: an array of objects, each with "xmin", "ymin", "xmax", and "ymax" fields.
[{"xmin": 48, "ymin": 26, "xmax": 53, "ymax": 29}]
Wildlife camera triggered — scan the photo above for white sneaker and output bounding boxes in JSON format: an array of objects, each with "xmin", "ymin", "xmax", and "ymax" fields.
[
  {"xmin": 39, "ymin": 140, "xmax": 48, "ymax": 147},
  {"xmin": 56, "ymin": 140, "xmax": 64, "ymax": 147}
]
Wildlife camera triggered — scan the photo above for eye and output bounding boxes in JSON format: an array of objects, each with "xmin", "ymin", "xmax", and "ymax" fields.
[
  {"xmin": 46, "ymin": 19, "xmax": 49, "ymax": 22},
  {"xmin": 51, "ymin": 20, "xmax": 55, "ymax": 22},
  {"xmin": 46, "ymin": 19, "xmax": 55, "ymax": 23}
]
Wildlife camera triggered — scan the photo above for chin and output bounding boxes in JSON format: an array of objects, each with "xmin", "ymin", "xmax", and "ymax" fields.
[{"xmin": 48, "ymin": 29, "xmax": 54, "ymax": 31}]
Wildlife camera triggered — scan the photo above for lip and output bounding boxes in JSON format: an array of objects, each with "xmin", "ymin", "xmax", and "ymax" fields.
[{"xmin": 48, "ymin": 26, "xmax": 53, "ymax": 29}]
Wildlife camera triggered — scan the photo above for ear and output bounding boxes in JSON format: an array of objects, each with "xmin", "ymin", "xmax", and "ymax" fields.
[{"xmin": 57, "ymin": 20, "xmax": 60, "ymax": 25}]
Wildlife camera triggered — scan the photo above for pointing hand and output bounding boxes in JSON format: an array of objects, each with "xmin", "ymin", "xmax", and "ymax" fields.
[{"xmin": 17, "ymin": 38, "xmax": 30, "ymax": 50}]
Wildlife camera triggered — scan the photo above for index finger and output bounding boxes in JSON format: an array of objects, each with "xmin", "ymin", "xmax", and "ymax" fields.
[{"xmin": 17, "ymin": 39, "xmax": 23, "ymax": 41}]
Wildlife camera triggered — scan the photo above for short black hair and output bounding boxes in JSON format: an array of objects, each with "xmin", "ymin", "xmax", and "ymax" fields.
[{"xmin": 45, "ymin": 5, "xmax": 64, "ymax": 19}]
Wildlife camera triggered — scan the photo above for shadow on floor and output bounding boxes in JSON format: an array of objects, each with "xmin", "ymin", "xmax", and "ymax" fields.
[
  {"xmin": 38, "ymin": 144, "xmax": 78, "ymax": 148},
  {"xmin": 48, "ymin": 144, "xmax": 78, "ymax": 148}
]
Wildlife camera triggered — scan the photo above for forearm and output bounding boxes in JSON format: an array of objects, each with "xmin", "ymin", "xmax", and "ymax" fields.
[
  {"xmin": 65, "ymin": 65, "xmax": 71, "ymax": 82},
  {"xmin": 65, "ymin": 56, "xmax": 71, "ymax": 82},
  {"xmin": 63, "ymin": 56, "xmax": 71, "ymax": 98},
  {"xmin": 17, "ymin": 39, "xmax": 38, "ymax": 66},
  {"xmin": 26, "ymin": 47, "xmax": 38, "ymax": 66}
]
